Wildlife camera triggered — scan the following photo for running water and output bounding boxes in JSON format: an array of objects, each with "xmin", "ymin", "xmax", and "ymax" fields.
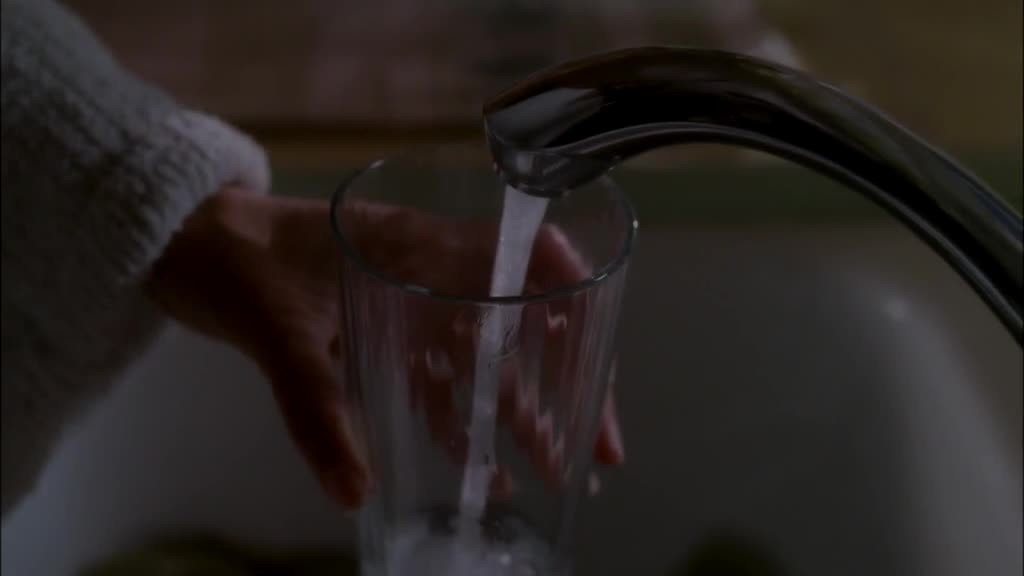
[
  {"xmin": 459, "ymin": 185, "xmax": 550, "ymax": 522},
  {"xmin": 445, "ymin": 185, "xmax": 550, "ymax": 574}
]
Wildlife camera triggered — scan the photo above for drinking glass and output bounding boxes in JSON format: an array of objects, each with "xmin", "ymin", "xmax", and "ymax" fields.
[{"xmin": 330, "ymin": 145, "xmax": 635, "ymax": 575}]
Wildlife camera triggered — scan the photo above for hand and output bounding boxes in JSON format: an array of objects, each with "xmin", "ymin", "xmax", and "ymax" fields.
[{"xmin": 148, "ymin": 186, "xmax": 624, "ymax": 508}]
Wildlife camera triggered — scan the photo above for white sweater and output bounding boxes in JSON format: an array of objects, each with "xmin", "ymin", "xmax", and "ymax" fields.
[{"xmin": 1, "ymin": 0, "xmax": 270, "ymax": 515}]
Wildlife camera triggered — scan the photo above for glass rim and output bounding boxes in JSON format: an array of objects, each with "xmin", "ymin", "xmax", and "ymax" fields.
[{"xmin": 329, "ymin": 148, "xmax": 637, "ymax": 306}]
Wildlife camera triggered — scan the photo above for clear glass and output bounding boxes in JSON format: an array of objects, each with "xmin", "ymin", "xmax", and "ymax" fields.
[{"xmin": 331, "ymin": 145, "xmax": 635, "ymax": 575}]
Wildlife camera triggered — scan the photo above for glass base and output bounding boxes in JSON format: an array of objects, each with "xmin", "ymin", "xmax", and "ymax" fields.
[{"xmin": 362, "ymin": 508, "xmax": 565, "ymax": 576}]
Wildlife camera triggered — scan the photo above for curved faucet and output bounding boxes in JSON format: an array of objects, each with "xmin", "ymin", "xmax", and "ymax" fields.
[{"xmin": 483, "ymin": 46, "xmax": 1023, "ymax": 343}]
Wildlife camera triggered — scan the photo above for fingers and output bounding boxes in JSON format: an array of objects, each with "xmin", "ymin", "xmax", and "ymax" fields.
[
  {"xmin": 593, "ymin": 388, "xmax": 625, "ymax": 466},
  {"xmin": 499, "ymin": 359, "xmax": 568, "ymax": 489},
  {"xmin": 410, "ymin": 346, "xmax": 467, "ymax": 464},
  {"xmin": 263, "ymin": 343, "xmax": 372, "ymax": 509},
  {"xmin": 533, "ymin": 234, "xmax": 627, "ymax": 471},
  {"xmin": 502, "ymin": 357, "xmax": 624, "ymax": 475},
  {"xmin": 531, "ymin": 227, "xmax": 626, "ymax": 467},
  {"xmin": 529, "ymin": 224, "xmax": 591, "ymax": 290},
  {"xmin": 490, "ymin": 466, "xmax": 517, "ymax": 499}
]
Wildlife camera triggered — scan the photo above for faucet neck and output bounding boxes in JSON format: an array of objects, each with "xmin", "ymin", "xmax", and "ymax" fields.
[{"xmin": 484, "ymin": 47, "xmax": 1023, "ymax": 342}]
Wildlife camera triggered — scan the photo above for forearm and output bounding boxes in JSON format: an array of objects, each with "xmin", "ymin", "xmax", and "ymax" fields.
[{"xmin": 1, "ymin": 0, "xmax": 269, "ymax": 514}]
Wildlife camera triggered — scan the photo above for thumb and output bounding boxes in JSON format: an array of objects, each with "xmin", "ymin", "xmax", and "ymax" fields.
[{"xmin": 261, "ymin": 343, "xmax": 371, "ymax": 508}]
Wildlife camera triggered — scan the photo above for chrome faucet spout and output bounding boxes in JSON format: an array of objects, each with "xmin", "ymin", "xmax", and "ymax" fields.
[{"xmin": 483, "ymin": 46, "xmax": 1022, "ymax": 342}]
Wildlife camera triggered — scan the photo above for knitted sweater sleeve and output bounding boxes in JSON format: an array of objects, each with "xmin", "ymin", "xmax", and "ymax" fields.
[{"xmin": 1, "ymin": 0, "xmax": 270, "ymax": 515}]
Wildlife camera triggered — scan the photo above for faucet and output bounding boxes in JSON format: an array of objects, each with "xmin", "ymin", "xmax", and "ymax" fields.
[{"xmin": 483, "ymin": 46, "xmax": 1023, "ymax": 343}]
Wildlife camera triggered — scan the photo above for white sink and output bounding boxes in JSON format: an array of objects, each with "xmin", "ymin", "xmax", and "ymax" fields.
[
  {"xmin": 576, "ymin": 225, "xmax": 1021, "ymax": 576},
  {"xmin": 2, "ymin": 224, "xmax": 1020, "ymax": 575}
]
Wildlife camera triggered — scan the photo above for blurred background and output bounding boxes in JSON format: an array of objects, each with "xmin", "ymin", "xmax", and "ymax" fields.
[
  {"xmin": 63, "ymin": 0, "xmax": 1022, "ymax": 173},
  {"xmin": 2, "ymin": 1, "xmax": 1022, "ymax": 575}
]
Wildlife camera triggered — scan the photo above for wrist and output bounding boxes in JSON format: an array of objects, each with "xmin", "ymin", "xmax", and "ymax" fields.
[{"xmin": 146, "ymin": 185, "xmax": 267, "ymax": 335}]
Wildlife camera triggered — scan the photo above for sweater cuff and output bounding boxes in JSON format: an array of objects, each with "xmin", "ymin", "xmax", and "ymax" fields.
[
  {"xmin": 169, "ymin": 111, "xmax": 270, "ymax": 196},
  {"xmin": 0, "ymin": 110, "xmax": 270, "ymax": 515},
  {"xmin": 106, "ymin": 110, "xmax": 270, "ymax": 286}
]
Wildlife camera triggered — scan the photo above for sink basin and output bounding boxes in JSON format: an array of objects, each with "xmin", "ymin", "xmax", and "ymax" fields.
[
  {"xmin": 577, "ymin": 224, "xmax": 1021, "ymax": 576},
  {"xmin": 2, "ymin": 178, "xmax": 1020, "ymax": 575}
]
